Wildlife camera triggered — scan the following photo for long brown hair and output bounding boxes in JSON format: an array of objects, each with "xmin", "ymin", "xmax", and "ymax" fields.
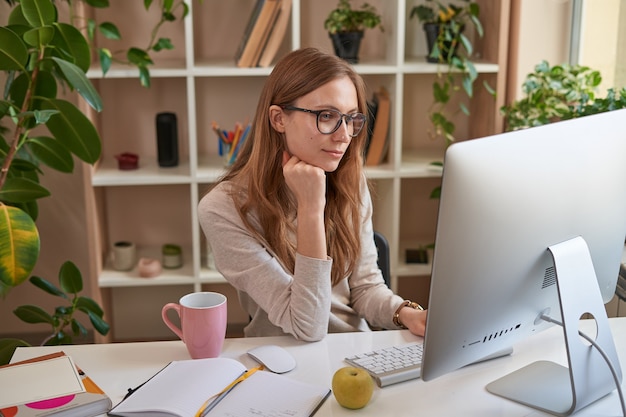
[{"xmin": 219, "ymin": 48, "xmax": 368, "ymax": 286}]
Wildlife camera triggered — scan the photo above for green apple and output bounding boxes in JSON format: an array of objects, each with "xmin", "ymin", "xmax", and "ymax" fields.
[{"xmin": 332, "ymin": 366, "xmax": 374, "ymax": 409}]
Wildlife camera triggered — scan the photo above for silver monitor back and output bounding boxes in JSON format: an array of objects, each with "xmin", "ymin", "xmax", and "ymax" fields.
[{"xmin": 421, "ymin": 109, "xmax": 626, "ymax": 382}]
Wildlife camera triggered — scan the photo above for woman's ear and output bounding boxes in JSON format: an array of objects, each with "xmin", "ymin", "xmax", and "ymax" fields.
[{"xmin": 269, "ymin": 105, "xmax": 286, "ymax": 133}]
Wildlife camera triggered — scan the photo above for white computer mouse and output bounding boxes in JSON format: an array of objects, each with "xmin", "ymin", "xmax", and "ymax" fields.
[{"xmin": 247, "ymin": 345, "xmax": 296, "ymax": 373}]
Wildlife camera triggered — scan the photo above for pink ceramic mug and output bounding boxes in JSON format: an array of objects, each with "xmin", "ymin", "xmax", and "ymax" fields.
[{"xmin": 161, "ymin": 292, "xmax": 227, "ymax": 359}]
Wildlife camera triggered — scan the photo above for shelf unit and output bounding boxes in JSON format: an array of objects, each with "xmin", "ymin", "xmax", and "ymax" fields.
[{"xmin": 84, "ymin": 0, "xmax": 511, "ymax": 341}]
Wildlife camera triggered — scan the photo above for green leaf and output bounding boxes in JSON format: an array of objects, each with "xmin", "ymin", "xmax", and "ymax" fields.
[
  {"xmin": 0, "ymin": 177, "xmax": 51, "ymax": 203},
  {"xmin": 23, "ymin": 25, "xmax": 55, "ymax": 47},
  {"xmin": 32, "ymin": 109, "xmax": 59, "ymax": 124},
  {"xmin": 99, "ymin": 22, "xmax": 121, "ymax": 40},
  {"xmin": 139, "ymin": 65, "xmax": 151, "ymax": 88},
  {"xmin": 52, "ymin": 23, "xmax": 91, "ymax": 73},
  {"xmin": 127, "ymin": 47, "xmax": 153, "ymax": 66},
  {"xmin": 10, "ymin": 70, "xmax": 58, "ymax": 114},
  {"xmin": 29, "ymin": 275, "xmax": 65, "ymax": 297},
  {"xmin": 153, "ymin": 37, "xmax": 174, "ymax": 52},
  {"xmin": 27, "ymin": 136, "xmax": 75, "ymax": 173},
  {"xmin": 484, "ymin": 80, "xmax": 496, "ymax": 96},
  {"xmin": 71, "ymin": 318, "xmax": 88, "ymax": 336},
  {"xmin": 462, "ymin": 75, "xmax": 473, "ymax": 98},
  {"xmin": 181, "ymin": 2, "xmax": 189, "ymax": 19},
  {"xmin": 59, "ymin": 260, "xmax": 82, "ymax": 294},
  {"xmin": 0, "ymin": 339, "xmax": 31, "ymax": 366},
  {"xmin": 84, "ymin": 0, "xmax": 109, "ymax": 7},
  {"xmin": 459, "ymin": 102, "xmax": 469, "ymax": 116},
  {"xmin": 10, "ymin": 200, "xmax": 39, "ymax": 223},
  {"xmin": 5, "ymin": 157, "xmax": 41, "ymax": 177},
  {"xmin": 163, "ymin": 12, "xmax": 176, "ymax": 22},
  {"xmin": 41, "ymin": 98, "xmax": 102, "ymax": 164},
  {"xmin": 76, "ymin": 296, "xmax": 104, "ymax": 317},
  {"xmin": 469, "ymin": 14, "xmax": 483, "ymax": 38},
  {"xmin": 459, "ymin": 33, "xmax": 472, "ymax": 55},
  {"xmin": 432, "ymin": 82, "xmax": 449, "ymax": 104},
  {"xmin": 21, "ymin": 0, "xmax": 57, "ymax": 28},
  {"xmin": 87, "ymin": 19, "xmax": 96, "ymax": 40},
  {"xmin": 0, "ymin": 204, "xmax": 40, "ymax": 287},
  {"xmin": 87, "ymin": 310, "xmax": 110, "ymax": 335},
  {"xmin": 98, "ymin": 48, "xmax": 112, "ymax": 75},
  {"xmin": 51, "ymin": 57, "xmax": 102, "ymax": 110},
  {"xmin": 0, "ymin": 27, "xmax": 29, "ymax": 71},
  {"xmin": 14, "ymin": 305, "xmax": 55, "ymax": 325},
  {"xmin": 8, "ymin": 5, "xmax": 30, "ymax": 26}
]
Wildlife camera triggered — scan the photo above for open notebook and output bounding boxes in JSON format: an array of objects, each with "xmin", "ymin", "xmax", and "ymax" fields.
[{"xmin": 108, "ymin": 357, "xmax": 330, "ymax": 417}]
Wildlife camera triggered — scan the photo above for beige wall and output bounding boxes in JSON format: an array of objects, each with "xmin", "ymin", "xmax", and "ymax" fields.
[
  {"xmin": 579, "ymin": 0, "xmax": 625, "ymax": 91},
  {"xmin": 506, "ymin": 0, "xmax": 573, "ymax": 102}
]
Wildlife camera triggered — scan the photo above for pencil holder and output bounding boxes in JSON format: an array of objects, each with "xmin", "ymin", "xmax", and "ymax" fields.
[
  {"xmin": 112, "ymin": 241, "xmax": 136, "ymax": 271},
  {"xmin": 221, "ymin": 141, "xmax": 233, "ymax": 167}
]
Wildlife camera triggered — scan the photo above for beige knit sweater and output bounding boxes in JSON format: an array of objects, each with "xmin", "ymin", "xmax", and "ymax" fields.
[{"xmin": 198, "ymin": 177, "xmax": 404, "ymax": 341}]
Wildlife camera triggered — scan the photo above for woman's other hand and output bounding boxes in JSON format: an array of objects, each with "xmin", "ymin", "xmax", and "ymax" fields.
[{"xmin": 399, "ymin": 307, "xmax": 428, "ymax": 337}]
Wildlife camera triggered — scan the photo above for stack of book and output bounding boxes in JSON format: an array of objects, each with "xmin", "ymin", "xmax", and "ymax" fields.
[
  {"xmin": 235, "ymin": 0, "xmax": 292, "ymax": 68},
  {"xmin": 0, "ymin": 351, "xmax": 111, "ymax": 417}
]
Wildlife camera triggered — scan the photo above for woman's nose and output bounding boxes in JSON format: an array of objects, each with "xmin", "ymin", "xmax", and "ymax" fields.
[{"xmin": 333, "ymin": 119, "xmax": 352, "ymax": 142}]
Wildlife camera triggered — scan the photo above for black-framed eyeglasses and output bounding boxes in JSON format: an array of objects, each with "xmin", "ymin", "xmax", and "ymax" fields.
[{"xmin": 281, "ymin": 105, "xmax": 367, "ymax": 138}]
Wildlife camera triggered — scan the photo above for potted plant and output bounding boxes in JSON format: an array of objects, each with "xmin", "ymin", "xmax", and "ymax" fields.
[
  {"xmin": 409, "ymin": 0, "xmax": 485, "ymax": 145},
  {"xmin": 324, "ymin": 0, "xmax": 383, "ymax": 64},
  {"xmin": 0, "ymin": 0, "xmax": 192, "ymax": 364},
  {"xmin": 500, "ymin": 60, "xmax": 626, "ymax": 131}
]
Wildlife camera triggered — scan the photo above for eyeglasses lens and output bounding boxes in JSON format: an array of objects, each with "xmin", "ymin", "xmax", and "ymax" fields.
[{"xmin": 317, "ymin": 110, "xmax": 365, "ymax": 137}]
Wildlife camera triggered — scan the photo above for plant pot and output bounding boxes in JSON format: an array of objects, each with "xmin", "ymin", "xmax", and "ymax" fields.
[
  {"xmin": 423, "ymin": 23, "xmax": 461, "ymax": 63},
  {"xmin": 329, "ymin": 31, "xmax": 364, "ymax": 64}
]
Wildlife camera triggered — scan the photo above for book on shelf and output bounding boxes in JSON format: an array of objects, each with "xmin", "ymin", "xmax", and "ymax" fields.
[
  {"xmin": 365, "ymin": 86, "xmax": 391, "ymax": 166},
  {"xmin": 257, "ymin": 0, "xmax": 292, "ymax": 67},
  {"xmin": 236, "ymin": 0, "xmax": 282, "ymax": 68},
  {"xmin": 234, "ymin": 0, "xmax": 265, "ymax": 64},
  {"xmin": 363, "ymin": 96, "xmax": 379, "ymax": 159},
  {"xmin": 108, "ymin": 356, "xmax": 330, "ymax": 417},
  {"xmin": 0, "ymin": 351, "xmax": 112, "ymax": 417}
]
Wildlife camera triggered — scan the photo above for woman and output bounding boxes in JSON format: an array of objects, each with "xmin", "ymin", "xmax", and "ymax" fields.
[{"xmin": 199, "ymin": 48, "xmax": 427, "ymax": 341}]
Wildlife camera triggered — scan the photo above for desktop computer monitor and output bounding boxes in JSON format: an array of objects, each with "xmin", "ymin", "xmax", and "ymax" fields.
[{"xmin": 420, "ymin": 109, "xmax": 626, "ymax": 415}]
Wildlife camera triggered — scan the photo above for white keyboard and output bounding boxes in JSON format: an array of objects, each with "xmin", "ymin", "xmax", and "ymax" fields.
[{"xmin": 344, "ymin": 342, "xmax": 423, "ymax": 387}]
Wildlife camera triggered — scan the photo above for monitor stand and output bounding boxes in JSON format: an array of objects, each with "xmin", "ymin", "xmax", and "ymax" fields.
[{"xmin": 486, "ymin": 236, "xmax": 622, "ymax": 416}]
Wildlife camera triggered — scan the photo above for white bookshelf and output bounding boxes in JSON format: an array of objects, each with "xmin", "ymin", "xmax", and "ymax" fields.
[{"xmin": 85, "ymin": 0, "xmax": 510, "ymax": 341}]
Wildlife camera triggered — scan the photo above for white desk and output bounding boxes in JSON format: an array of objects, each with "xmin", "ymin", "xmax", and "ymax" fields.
[{"xmin": 12, "ymin": 317, "xmax": 626, "ymax": 417}]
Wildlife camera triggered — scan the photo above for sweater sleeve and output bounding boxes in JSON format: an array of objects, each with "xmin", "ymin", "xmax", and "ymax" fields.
[
  {"xmin": 348, "ymin": 179, "xmax": 405, "ymax": 329},
  {"xmin": 198, "ymin": 183, "xmax": 332, "ymax": 341}
]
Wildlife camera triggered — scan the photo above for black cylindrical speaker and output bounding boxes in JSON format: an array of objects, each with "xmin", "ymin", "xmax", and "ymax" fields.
[{"xmin": 156, "ymin": 112, "xmax": 179, "ymax": 167}]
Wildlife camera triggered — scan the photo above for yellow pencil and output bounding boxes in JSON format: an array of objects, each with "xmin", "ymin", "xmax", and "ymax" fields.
[{"xmin": 194, "ymin": 365, "xmax": 264, "ymax": 417}]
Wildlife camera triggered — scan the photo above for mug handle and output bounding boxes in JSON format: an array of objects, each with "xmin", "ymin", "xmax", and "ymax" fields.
[{"xmin": 161, "ymin": 303, "xmax": 184, "ymax": 340}]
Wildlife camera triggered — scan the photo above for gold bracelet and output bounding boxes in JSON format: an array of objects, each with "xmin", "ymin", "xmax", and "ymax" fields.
[{"xmin": 393, "ymin": 300, "xmax": 424, "ymax": 328}]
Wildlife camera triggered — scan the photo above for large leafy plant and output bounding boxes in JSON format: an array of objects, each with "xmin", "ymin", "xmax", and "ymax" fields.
[
  {"xmin": 500, "ymin": 60, "xmax": 626, "ymax": 131},
  {"xmin": 0, "ymin": 0, "xmax": 192, "ymax": 362}
]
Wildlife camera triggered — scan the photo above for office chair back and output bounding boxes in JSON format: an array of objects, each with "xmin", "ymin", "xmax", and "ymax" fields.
[{"xmin": 373, "ymin": 231, "xmax": 391, "ymax": 289}]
